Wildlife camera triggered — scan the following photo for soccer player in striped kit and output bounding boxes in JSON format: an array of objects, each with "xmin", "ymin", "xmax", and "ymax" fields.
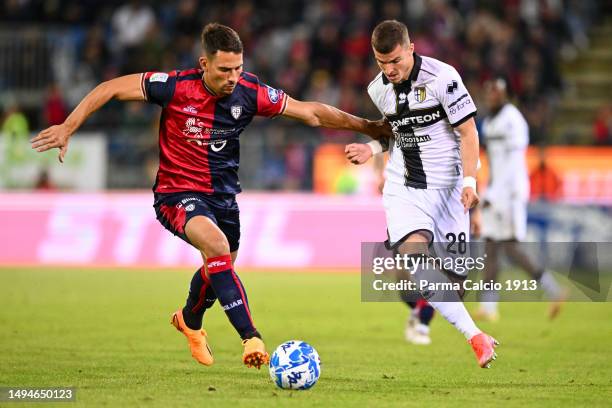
[
  {"xmin": 32, "ymin": 23, "xmax": 390, "ymax": 369},
  {"xmin": 346, "ymin": 20, "xmax": 499, "ymax": 368}
]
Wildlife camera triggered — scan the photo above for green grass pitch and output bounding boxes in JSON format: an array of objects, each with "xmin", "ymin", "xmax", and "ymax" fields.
[{"xmin": 1, "ymin": 267, "xmax": 611, "ymax": 407}]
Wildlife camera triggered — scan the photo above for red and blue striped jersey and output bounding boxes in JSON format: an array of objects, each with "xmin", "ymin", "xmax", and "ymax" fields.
[{"xmin": 141, "ymin": 68, "xmax": 287, "ymax": 195}]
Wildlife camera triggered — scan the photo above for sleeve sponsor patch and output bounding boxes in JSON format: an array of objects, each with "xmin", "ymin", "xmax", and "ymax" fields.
[
  {"xmin": 255, "ymin": 81, "xmax": 286, "ymax": 117},
  {"xmin": 143, "ymin": 71, "xmax": 176, "ymax": 107},
  {"xmin": 150, "ymin": 72, "xmax": 169, "ymax": 83},
  {"xmin": 267, "ymin": 86, "xmax": 280, "ymax": 103},
  {"xmin": 446, "ymin": 80, "xmax": 458, "ymax": 94}
]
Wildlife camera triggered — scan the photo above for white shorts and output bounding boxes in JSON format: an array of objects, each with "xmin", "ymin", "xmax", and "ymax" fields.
[
  {"xmin": 481, "ymin": 199, "xmax": 527, "ymax": 241},
  {"xmin": 382, "ymin": 182, "xmax": 469, "ymax": 254}
]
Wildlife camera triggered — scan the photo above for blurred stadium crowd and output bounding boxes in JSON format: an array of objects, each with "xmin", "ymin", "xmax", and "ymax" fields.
[{"xmin": 0, "ymin": 0, "xmax": 610, "ymax": 190}]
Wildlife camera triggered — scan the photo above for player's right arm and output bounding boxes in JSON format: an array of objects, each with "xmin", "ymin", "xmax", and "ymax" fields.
[
  {"xmin": 282, "ymin": 97, "xmax": 393, "ymax": 141},
  {"xmin": 252, "ymin": 76, "xmax": 393, "ymax": 141},
  {"xmin": 345, "ymin": 125, "xmax": 390, "ymax": 165},
  {"xmin": 31, "ymin": 74, "xmax": 145, "ymax": 162}
]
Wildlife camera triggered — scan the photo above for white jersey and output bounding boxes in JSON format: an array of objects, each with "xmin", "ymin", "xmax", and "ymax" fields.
[
  {"xmin": 367, "ymin": 54, "xmax": 477, "ymax": 189},
  {"xmin": 481, "ymin": 103, "xmax": 530, "ymax": 205}
]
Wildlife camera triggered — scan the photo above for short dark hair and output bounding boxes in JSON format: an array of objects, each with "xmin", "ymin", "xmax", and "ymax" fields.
[
  {"xmin": 489, "ymin": 75, "xmax": 514, "ymax": 98},
  {"xmin": 371, "ymin": 20, "xmax": 410, "ymax": 53},
  {"xmin": 201, "ymin": 23, "xmax": 243, "ymax": 55}
]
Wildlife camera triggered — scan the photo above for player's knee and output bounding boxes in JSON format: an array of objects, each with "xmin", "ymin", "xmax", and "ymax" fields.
[
  {"xmin": 398, "ymin": 234, "xmax": 430, "ymax": 255},
  {"xmin": 203, "ymin": 236, "xmax": 230, "ymax": 258},
  {"xmin": 185, "ymin": 216, "xmax": 231, "ymax": 257}
]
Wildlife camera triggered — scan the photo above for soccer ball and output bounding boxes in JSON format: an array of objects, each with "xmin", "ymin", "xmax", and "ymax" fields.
[{"xmin": 269, "ymin": 340, "xmax": 321, "ymax": 390}]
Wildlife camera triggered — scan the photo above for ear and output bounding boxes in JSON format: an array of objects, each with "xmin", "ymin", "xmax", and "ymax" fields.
[
  {"xmin": 199, "ymin": 55, "xmax": 208, "ymax": 71},
  {"xmin": 409, "ymin": 42, "xmax": 415, "ymax": 53}
]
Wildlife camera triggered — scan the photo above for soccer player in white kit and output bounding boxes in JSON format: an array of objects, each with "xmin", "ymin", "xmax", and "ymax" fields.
[
  {"xmin": 472, "ymin": 78, "xmax": 565, "ymax": 321},
  {"xmin": 346, "ymin": 20, "xmax": 498, "ymax": 368}
]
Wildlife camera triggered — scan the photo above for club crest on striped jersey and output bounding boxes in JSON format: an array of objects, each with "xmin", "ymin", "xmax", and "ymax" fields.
[
  {"xmin": 231, "ymin": 105, "xmax": 242, "ymax": 120},
  {"xmin": 414, "ymin": 86, "xmax": 426, "ymax": 103}
]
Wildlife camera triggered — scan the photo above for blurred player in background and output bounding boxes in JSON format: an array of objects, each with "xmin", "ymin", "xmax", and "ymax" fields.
[
  {"xmin": 402, "ymin": 292, "xmax": 435, "ymax": 345},
  {"xmin": 345, "ymin": 20, "xmax": 498, "ymax": 368},
  {"xmin": 471, "ymin": 78, "xmax": 565, "ymax": 321},
  {"xmin": 31, "ymin": 23, "xmax": 389, "ymax": 369}
]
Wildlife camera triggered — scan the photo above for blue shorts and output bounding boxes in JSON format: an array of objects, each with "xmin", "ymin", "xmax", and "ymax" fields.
[{"xmin": 154, "ymin": 192, "xmax": 240, "ymax": 252}]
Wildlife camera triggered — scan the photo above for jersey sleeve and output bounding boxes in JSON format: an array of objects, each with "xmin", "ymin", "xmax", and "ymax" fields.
[
  {"xmin": 505, "ymin": 110, "xmax": 529, "ymax": 150},
  {"xmin": 367, "ymin": 86, "xmax": 386, "ymax": 117},
  {"xmin": 483, "ymin": 147, "xmax": 526, "ymax": 203},
  {"xmin": 435, "ymin": 67, "xmax": 477, "ymax": 127},
  {"xmin": 141, "ymin": 71, "xmax": 177, "ymax": 107},
  {"xmin": 255, "ymin": 81, "xmax": 287, "ymax": 117},
  {"xmin": 367, "ymin": 82, "xmax": 394, "ymax": 153}
]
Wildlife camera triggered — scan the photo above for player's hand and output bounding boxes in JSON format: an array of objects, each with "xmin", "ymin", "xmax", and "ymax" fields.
[
  {"xmin": 367, "ymin": 118, "xmax": 393, "ymax": 141},
  {"xmin": 470, "ymin": 206, "xmax": 482, "ymax": 238},
  {"xmin": 31, "ymin": 123, "xmax": 70, "ymax": 163},
  {"xmin": 345, "ymin": 143, "xmax": 373, "ymax": 165},
  {"xmin": 461, "ymin": 187, "xmax": 479, "ymax": 213}
]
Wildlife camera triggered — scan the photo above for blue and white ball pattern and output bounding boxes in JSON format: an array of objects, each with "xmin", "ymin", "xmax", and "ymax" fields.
[{"xmin": 269, "ymin": 340, "xmax": 321, "ymax": 390}]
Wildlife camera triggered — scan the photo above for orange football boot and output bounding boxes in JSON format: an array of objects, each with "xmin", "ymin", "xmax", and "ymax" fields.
[
  {"xmin": 242, "ymin": 337, "xmax": 269, "ymax": 369},
  {"xmin": 468, "ymin": 332, "xmax": 499, "ymax": 368},
  {"xmin": 548, "ymin": 289, "xmax": 569, "ymax": 320},
  {"xmin": 171, "ymin": 309, "xmax": 214, "ymax": 366}
]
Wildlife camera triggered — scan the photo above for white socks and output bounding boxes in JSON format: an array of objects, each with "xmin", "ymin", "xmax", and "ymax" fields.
[
  {"xmin": 539, "ymin": 270, "xmax": 562, "ymax": 299},
  {"xmin": 409, "ymin": 255, "xmax": 482, "ymax": 340},
  {"xmin": 480, "ymin": 289, "xmax": 500, "ymax": 314},
  {"xmin": 429, "ymin": 300, "xmax": 481, "ymax": 339},
  {"xmin": 416, "ymin": 323, "xmax": 430, "ymax": 335}
]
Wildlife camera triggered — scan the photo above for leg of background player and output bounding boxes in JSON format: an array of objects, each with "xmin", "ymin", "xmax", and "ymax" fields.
[
  {"xmin": 399, "ymin": 291, "xmax": 418, "ymax": 319},
  {"xmin": 476, "ymin": 239, "xmax": 501, "ymax": 321},
  {"xmin": 417, "ymin": 298, "xmax": 435, "ymax": 326},
  {"xmin": 413, "ymin": 298, "xmax": 434, "ymax": 344},
  {"xmin": 400, "ymin": 293, "xmax": 433, "ymax": 345},
  {"xmin": 398, "ymin": 257, "xmax": 435, "ymax": 344},
  {"xmin": 503, "ymin": 241, "xmax": 565, "ymax": 318}
]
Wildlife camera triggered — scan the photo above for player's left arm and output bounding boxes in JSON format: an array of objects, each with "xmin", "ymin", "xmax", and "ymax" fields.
[
  {"xmin": 437, "ymin": 67, "xmax": 479, "ymax": 212},
  {"xmin": 456, "ymin": 117, "xmax": 480, "ymax": 212},
  {"xmin": 470, "ymin": 171, "xmax": 485, "ymax": 237},
  {"xmin": 282, "ymin": 96, "xmax": 392, "ymax": 141}
]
